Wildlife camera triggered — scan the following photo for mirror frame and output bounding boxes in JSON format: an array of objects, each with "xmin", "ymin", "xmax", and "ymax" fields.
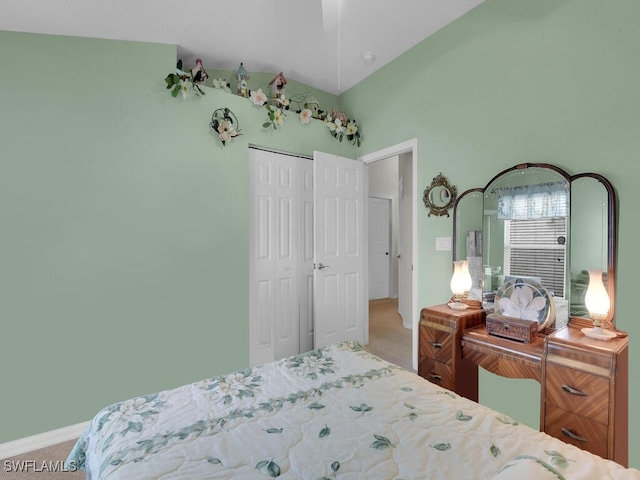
[
  {"xmin": 423, "ymin": 173, "xmax": 457, "ymax": 217},
  {"xmin": 452, "ymin": 163, "xmax": 617, "ymax": 326}
]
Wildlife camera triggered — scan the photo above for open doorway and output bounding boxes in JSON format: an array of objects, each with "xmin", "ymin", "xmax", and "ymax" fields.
[{"xmin": 360, "ymin": 140, "xmax": 417, "ymax": 371}]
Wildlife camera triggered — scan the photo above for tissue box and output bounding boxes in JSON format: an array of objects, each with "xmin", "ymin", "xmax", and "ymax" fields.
[{"xmin": 486, "ymin": 313, "xmax": 538, "ymax": 343}]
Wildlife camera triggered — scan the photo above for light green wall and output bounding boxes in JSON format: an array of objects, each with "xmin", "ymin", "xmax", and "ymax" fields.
[
  {"xmin": 341, "ymin": 0, "xmax": 640, "ymax": 467},
  {"xmin": 3, "ymin": 0, "xmax": 640, "ymax": 468},
  {"xmin": 0, "ymin": 31, "xmax": 354, "ymax": 443}
]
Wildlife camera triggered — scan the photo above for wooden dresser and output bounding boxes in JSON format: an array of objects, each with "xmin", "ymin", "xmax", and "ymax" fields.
[{"xmin": 418, "ymin": 305, "xmax": 629, "ymax": 467}]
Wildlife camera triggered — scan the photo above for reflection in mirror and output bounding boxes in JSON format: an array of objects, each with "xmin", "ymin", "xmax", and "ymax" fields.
[
  {"xmin": 453, "ymin": 189, "xmax": 484, "ymax": 294},
  {"xmin": 482, "ymin": 167, "xmax": 570, "ymax": 329},
  {"xmin": 570, "ymin": 176, "xmax": 610, "ymax": 319},
  {"xmin": 452, "ymin": 163, "xmax": 617, "ymax": 329}
]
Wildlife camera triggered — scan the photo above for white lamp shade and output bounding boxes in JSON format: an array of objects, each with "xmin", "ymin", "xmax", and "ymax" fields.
[
  {"xmin": 585, "ymin": 269, "xmax": 610, "ymax": 320},
  {"xmin": 450, "ymin": 261, "xmax": 472, "ymax": 296}
]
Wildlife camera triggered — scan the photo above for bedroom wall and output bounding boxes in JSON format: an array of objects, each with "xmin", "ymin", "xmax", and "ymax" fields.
[
  {"xmin": 0, "ymin": 31, "xmax": 355, "ymax": 443},
  {"xmin": 340, "ymin": 0, "xmax": 640, "ymax": 468}
]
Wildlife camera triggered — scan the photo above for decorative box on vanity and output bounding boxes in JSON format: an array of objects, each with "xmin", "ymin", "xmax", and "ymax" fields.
[{"xmin": 486, "ymin": 313, "xmax": 538, "ymax": 343}]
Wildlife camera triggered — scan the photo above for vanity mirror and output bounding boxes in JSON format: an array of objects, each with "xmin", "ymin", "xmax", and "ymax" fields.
[{"xmin": 453, "ymin": 163, "xmax": 617, "ymax": 329}]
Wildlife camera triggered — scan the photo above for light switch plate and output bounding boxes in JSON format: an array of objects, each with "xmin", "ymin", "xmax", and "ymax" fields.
[{"xmin": 435, "ymin": 237, "xmax": 452, "ymax": 251}]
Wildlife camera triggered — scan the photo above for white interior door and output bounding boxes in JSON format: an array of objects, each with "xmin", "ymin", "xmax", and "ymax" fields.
[
  {"xmin": 249, "ymin": 149, "xmax": 303, "ymax": 366},
  {"xmin": 368, "ymin": 197, "xmax": 390, "ymax": 300},
  {"xmin": 299, "ymin": 159, "xmax": 314, "ymax": 354},
  {"xmin": 313, "ymin": 151, "xmax": 365, "ymax": 349}
]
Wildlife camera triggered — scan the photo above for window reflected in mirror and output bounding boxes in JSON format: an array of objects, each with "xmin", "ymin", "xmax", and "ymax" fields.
[{"xmin": 452, "ymin": 163, "xmax": 617, "ymax": 329}]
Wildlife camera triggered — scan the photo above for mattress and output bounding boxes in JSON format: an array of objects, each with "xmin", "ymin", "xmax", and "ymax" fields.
[{"xmin": 65, "ymin": 341, "xmax": 639, "ymax": 479}]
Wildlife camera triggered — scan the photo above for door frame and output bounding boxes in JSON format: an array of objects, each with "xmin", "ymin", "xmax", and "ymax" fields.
[{"xmin": 359, "ymin": 138, "xmax": 418, "ymax": 371}]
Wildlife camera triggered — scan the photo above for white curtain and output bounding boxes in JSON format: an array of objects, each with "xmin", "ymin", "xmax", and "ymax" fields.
[{"xmin": 497, "ymin": 181, "xmax": 569, "ymax": 220}]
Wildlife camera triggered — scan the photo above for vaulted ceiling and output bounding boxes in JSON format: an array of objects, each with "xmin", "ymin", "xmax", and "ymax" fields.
[{"xmin": 0, "ymin": 0, "xmax": 484, "ymax": 94}]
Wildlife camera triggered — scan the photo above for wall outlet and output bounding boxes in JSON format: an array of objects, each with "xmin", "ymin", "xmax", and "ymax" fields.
[{"xmin": 435, "ymin": 237, "xmax": 452, "ymax": 251}]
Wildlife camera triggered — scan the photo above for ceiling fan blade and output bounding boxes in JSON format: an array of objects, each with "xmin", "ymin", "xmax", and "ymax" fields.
[{"xmin": 321, "ymin": 0, "xmax": 339, "ymax": 31}]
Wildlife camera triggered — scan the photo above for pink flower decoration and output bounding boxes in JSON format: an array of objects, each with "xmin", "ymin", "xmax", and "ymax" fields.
[{"xmin": 299, "ymin": 109, "xmax": 312, "ymax": 124}]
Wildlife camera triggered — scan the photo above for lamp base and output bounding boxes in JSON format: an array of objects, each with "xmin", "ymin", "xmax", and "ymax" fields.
[
  {"xmin": 581, "ymin": 327, "xmax": 616, "ymax": 341},
  {"xmin": 448, "ymin": 302, "xmax": 469, "ymax": 311}
]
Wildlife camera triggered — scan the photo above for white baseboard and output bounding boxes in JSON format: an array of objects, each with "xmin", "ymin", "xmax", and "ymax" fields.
[{"xmin": 0, "ymin": 421, "xmax": 89, "ymax": 460}]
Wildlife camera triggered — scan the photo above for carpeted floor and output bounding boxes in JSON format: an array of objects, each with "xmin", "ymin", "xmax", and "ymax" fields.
[
  {"xmin": 366, "ymin": 297, "xmax": 413, "ymax": 371},
  {"xmin": 0, "ymin": 439, "xmax": 83, "ymax": 480},
  {"xmin": 1, "ymin": 298, "xmax": 412, "ymax": 478}
]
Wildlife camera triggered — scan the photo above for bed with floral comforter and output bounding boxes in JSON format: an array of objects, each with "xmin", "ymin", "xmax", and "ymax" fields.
[{"xmin": 66, "ymin": 341, "xmax": 639, "ymax": 479}]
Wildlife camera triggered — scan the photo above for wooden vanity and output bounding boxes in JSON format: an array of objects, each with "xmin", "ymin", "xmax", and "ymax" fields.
[{"xmin": 419, "ymin": 305, "xmax": 629, "ymax": 467}]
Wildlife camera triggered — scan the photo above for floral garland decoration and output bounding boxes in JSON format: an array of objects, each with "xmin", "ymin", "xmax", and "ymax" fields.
[
  {"xmin": 162, "ymin": 60, "xmax": 363, "ymax": 146},
  {"xmin": 210, "ymin": 108, "xmax": 241, "ymax": 146},
  {"xmin": 250, "ymin": 88, "xmax": 293, "ymax": 129},
  {"xmin": 324, "ymin": 109, "xmax": 361, "ymax": 147},
  {"xmin": 164, "ymin": 59, "xmax": 209, "ymax": 99}
]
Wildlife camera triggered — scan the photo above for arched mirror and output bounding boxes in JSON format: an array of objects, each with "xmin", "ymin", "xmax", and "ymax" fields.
[{"xmin": 453, "ymin": 163, "xmax": 617, "ymax": 329}]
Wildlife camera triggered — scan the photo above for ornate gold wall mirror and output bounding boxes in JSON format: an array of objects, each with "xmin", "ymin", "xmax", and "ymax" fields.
[
  {"xmin": 423, "ymin": 173, "xmax": 457, "ymax": 217},
  {"xmin": 453, "ymin": 163, "xmax": 617, "ymax": 329}
]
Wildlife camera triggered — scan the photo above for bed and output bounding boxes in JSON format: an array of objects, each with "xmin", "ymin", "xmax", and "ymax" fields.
[{"xmin": 65, "ymin": 341, "xmax": 639, "ymax": 479}]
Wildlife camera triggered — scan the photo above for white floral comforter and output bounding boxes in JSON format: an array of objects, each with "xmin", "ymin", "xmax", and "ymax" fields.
[{"xmin": 66, "ymin": 341, "xmax": 639, "ymax": 479}]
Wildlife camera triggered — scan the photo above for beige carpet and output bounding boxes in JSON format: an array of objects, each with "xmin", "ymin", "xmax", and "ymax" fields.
[
  {"xmin": 366, "ymin": 297, "xmax": 413, "ymax": 372},
  {"xmin": 2, "ymin": 300, "xmax": 412, "ymax": 478},
  {"xmin": 0, "ymin": 439, "xmax": 83, "ymax": 480}
]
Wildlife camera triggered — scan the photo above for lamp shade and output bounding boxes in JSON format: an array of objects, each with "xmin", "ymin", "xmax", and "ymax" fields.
[
  {"xmin": 585, "ymin": 269, "xmax": 610, "ymax": 321},
  {"xmin": 450, "ymin": 261, "xmax": 472, "ymax": 296}
]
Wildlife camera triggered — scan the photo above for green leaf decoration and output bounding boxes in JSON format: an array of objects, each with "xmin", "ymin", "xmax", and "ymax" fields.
[
  {"xmin": 545, "ymin": 451, "xmax": 574, "ymax": 469},
  {"xmin": 262, "ymin": 122, "xmax": 272, "ymax": 128},
  {"xmin": 171, "ymin": 85, "xmax": 180, "ymax": 98},
  {"xmin": 207, "ymin": 457, "xmax": 222, "ymax": 465},
  {"xmin": 437, "ymin": 390, "xmax": 457, "ymax": 399},
  {"xmin": 350, "ymin": 403, "xmax": 373, "ymax": 414},
  {"xmin": 430, "ymin": 443, "xmax": 452, "ymax": 451},
  {"xmin": 319, "ymin": 425, "xmax": 331, "ymax": 438},
  {"xmin": 176, "ymin": 59, "xmax": 183, "ymax": 70},
  {"xmin": 331, "ymin": 461, "xmax": 340, "ymax": 472},
  {"xmin": 265, "ymin": 428, "xmax": 283, "ymax": 434},
  {"xmin": 503, "ymin": 455, "xmax": 567, "ymax": 480},
  {"xmin": 371, "ymin": 434, "xmax": 394, "ymax": 450},
  {"xmin": 404, "ymin": 402, "xmax": 416, "ymax": 409},
  {"xmin": 495, "ymin": 415, "xmax": 520, "ymax": 426},
  {"xmin": 400, "ymin": 387, "xmax": 413, "ymax": 392},
  {"xmin": 490, "ymin": 443, "xmax": 501, "ymax": 458},
  {"xmin": 308, "ymin": 402, "xmax": 326, "ymax": 410},
  {"xmin": 256, "ymin": 459, "xmax": 281, "ymax": 477},
  {"xmin": 455, "ymin": 410, "xmax": 472, "ymax": 421},
  {"xmin": 409, "ymin": 412, "xmax": 418, "ymax": 422}
]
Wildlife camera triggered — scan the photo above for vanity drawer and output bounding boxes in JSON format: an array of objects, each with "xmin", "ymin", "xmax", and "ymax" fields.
[
  {"xmin": 419, "ymin": 324, "xmax": 453, "ymax": 364},
  {"xmin": 545, "ymin": 363, "xmax": 609, "ymax": 425},
  {"xmin": 544, "ymin": 404, "xmax": 608, "ymax": 458},
  {"xmin": 418, "ymin": 357, "xmax": 454, "ymax": 390}
]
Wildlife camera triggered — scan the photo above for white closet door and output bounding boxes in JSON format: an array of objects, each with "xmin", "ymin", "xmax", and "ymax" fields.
[
  {"xmin": 249, "ymin": 149, "xmax": 300, "ymax": 365},
  {"xmin": 273, "ymin": 155, "xmax": 301, "ymax": 360},
  {"xmin": 313, "ymin": 151, "xmax": 366, "ymax": 349},
  {"xmin": 299, "ymin": 159, "xmax": 314, "ymax": 354}
]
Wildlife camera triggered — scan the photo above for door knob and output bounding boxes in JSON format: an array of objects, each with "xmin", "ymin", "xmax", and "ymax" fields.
[{"xmin": 315, "ymin": 263, "xmax": 330, "ymax": 270}]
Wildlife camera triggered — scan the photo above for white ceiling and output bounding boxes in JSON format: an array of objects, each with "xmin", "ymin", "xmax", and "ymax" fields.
[{"xmin": 0, "ymin": 0, "xmax": 484, "ymax": 95}]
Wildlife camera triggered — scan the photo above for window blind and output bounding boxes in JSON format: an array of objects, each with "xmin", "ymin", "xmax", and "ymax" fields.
[{"xmin": 504, "ymin": 218, "xmax": 566, "ymax": 297}]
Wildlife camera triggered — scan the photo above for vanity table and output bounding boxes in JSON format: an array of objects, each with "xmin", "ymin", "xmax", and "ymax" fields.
[
  {"xmin": 421, "ymin": 163, "xmax": 629, "ymax": 466},
  {"xmin": 419, "ymin": 306, "xmax": 628, "ymax": 466}
]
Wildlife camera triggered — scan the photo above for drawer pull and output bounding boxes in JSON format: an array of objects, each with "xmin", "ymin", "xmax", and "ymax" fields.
[
  {"xmin": 429, "ymin": 373, "xmax": 442, "ymax": 381},
  {"xmin": 561, "ymin": 427, "xmax": 588, "ymax": 443},
  {"xmin": 561, "ymin": 384, "xmax": 588, "ymax": 396},
  {"xmin": 429, "ymin": 341, "xmax": 443, "ymax": 349}
]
